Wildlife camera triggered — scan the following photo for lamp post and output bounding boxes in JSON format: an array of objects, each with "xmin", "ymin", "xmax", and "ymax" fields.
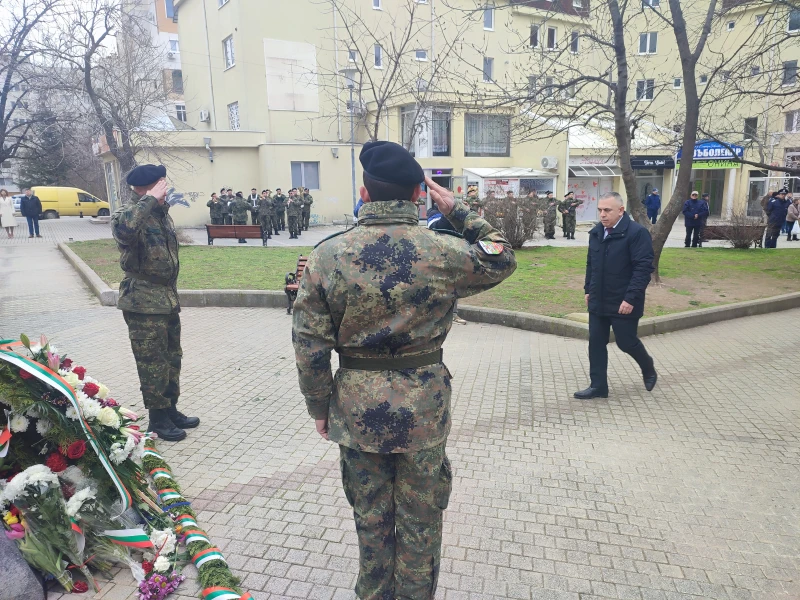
[{"xmin": 339, "ymin": 67, "xmax": 359, "ymax": 212}]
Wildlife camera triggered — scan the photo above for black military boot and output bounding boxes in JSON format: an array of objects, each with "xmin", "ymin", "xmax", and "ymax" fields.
[
  {"xmin": 168, "ymin": 401, "xmax": 200, "ymax": 429},
  {"xmin": 148, "ymin": 408, "xmax": 187, "ymax": 441}
]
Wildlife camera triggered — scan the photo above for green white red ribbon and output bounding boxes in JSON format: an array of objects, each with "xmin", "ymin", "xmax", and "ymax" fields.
[
  {"xmin": 183, "ymin": 529, "xmax": 211, "ymax": 545},
  {"xmin": 158, "ymin": 488, "xmax": 182, "ymax": 503},
  {"xmin": 0, "ymin": 341, "xmax": 132, "ymax": 514},
  {"xmin": 142, "ymin": 449, "xmax": 163, "ymax": 460},
  {"xmin": 101, "ymin": 528, "xmax": 153, "ymax": 549},
  {"xmin": 0, "ymin": 413, "xmax": 10, "ymax": 458},
  {"xmin": 174, "ymin": 514, "xmax": 198, "ymax": 529},
  {"xmin": 192, "ymin": 547, "xmax": 227, "ymax": 568},
  {"xmin": 201, "ymin": 588, "xmax": 252, "ymax": 600},
  {"xmin": 150, "ymin": 467, "xmax": 172, "ymax": 480},
  {"xmin": 71, "ymin": 518, "xmax": 85, "ymax": 554}
]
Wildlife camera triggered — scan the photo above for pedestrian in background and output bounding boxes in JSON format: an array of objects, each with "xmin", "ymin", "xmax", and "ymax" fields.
[
  {"xmin": 301, "ymin": 187, "xmax": 314, "ymax": 231},
  {"xmin": 681, "ymin": 191, "xmax": 708, "ymax": 248},
  {"xmin": 699, "ymin": 192, "xmax": 711, "ymax": 247},
  {"xmin": 286, "ymin": 189, "xmax": 302, "ymax": 239},
  {"xmin": 20, "ymin": 188, "xmax": 42, "ymax": 239},
  {"xmin": 560, "ymin": 191, "xmax": 582, "ymax": 240},
  {"xmin": 644, "ymin": 188, "xmax": 660, "ymax": 224},
  {"xmin": 785, "ymin": 192, "xmax": 798, "ymax": 242},
  {"xmin": 293, "ymin": 141, "xmax": 516, "ymax": 600},
  {"xmin": 764, "ymin": 189, "xmax": 790, "ymax": 248},
  {"xmin": 0, "ymin": 189, "xmax": 16, "ymax": 238},
  {"xmin": 575, "ymin": 191, "xmax": 657, "ymax": 400}
]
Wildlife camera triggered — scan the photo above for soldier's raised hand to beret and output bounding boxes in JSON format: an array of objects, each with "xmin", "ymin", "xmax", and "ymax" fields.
[
  {"xmin": 151, "ymin": 179, "xmax": 169, "ymax": 204},
  {"xmin": 425, "ymin": 176, "xmax": 455, "ymax": 215}
]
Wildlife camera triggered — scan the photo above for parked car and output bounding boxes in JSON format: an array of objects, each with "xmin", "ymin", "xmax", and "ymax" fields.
[{"xmin": 29, "ymin": 187, "xmax": 110, "ymax": 219}]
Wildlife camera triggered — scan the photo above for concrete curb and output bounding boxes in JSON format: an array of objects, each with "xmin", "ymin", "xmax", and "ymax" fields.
[{"xmin": 60, "ymin": 243, "xmax": 800, "ymax": 337}]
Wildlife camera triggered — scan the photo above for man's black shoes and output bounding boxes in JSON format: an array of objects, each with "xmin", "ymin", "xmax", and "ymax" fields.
[
  {"xmin": 148, "ymin": 408, "xmax": 187, "ymax": 442},
  {"xmin": 573, "ymin": 387, "xmax": 609, "ymax": 400},
  {"xmin": 644, "ymin": 371, "xmax": 658, "ymax": 392}
]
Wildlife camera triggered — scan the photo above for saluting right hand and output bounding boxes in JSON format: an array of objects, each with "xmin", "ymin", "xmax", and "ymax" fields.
[
  {"xmin": 151, "ymin": 179, "xmax": 169, "ymax": 204},
  {"xmin": 425, "ymin": 176, "xmax": 455, "ymax": 215}
]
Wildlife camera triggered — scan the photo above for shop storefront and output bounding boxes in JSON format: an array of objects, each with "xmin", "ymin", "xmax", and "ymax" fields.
[
  {"xmin": 630, "ymin": 156, "xmax": 674, "ymax": 207},
  {"xmin": 677, "ymin": 141, "xmax": 743, "ymax": 219},
  {"xmin": 462, "ymin": 167, "xmax": 557, "ymax": 198},
  {"xmin": 567, "ymin": 156, "xmax": 621, "ymax": 221}
]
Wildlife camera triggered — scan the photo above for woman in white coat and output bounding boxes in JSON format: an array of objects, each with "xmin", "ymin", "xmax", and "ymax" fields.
[{"xmin": 0, "ymin": 189, "xmax": 17, "ymax": 238}]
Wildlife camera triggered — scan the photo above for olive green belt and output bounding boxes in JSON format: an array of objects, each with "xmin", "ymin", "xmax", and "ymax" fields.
[{"xmin": 338, "ymin": 349, "xmax": 443, "ymax": 371}]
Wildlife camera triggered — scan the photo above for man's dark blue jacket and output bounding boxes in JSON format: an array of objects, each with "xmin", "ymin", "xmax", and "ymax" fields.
[
  {"xmin": 682, "ymin": 198, "xmax": 709, "ymax": 227},
  {"xmin": 765, "ymin": 197, "xmax": 792, "ymax": 226},
  {"xmin": 585, "ymin": 212, "xmax": 654, "ymax": 319},
  {"xmin": 644, "ymin": 193, "xmax": 660, "ymax": 212}
]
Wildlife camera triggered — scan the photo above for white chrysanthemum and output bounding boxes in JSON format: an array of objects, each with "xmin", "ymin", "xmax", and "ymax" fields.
[
  {"xmin": 109, "ymin": 442, "xmax": 127, "ymax": 465},
  {"xmin": 65, "ymin": 488, "xmax": 96, "ymax": 518},
  {"xmin": 9, "ymin": 414, "xmax": 29, "ymax": 433},
  {"xmin": 1, "ymin": 465, "xmax": 58, "ymax": 504},
  {"xmin": 35, "ymin": 418, "xmax": 52, "ymax": 436},
  {"xmin": 149, "ymin": 529, "xmax": 176, "ymax": 556},
  {"xmin": 83, "ymin": 375, "xmax": 98, "ymax": 385},
  {"xmin": 59, "ymin": 466, "xmax": 88, "ymax": 488},
  {"xmin": 29, "ymin": 344, "xmax": 42, "ymax": 355},
  {"xmin": 153, "ymin": 555, "xmax": 171, "ymax": 573},
  {"xmin": 97, "ymin": 384, "xmax": 110, "ymax": 399},
  {"xmin": 77, "ymin": 393, "xmax": 101, "ymax": 420},
  {"xmin": 25, "ymin": 406, "xmax": 40, "ymax": 418},
  {"xmin": 65, "ymin": 406, "xmax": 80, "ymax": 420},
  {"xmin": 48, "ymin": 345, "xmax": 59, "ymax": 355},
  {"xmin": 96, "ymin": 407, "xmax": 120, "ymax": 429}
]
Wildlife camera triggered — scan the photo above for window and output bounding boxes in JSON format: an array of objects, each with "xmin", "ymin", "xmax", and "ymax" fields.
[
  {"xmin": 291, "ymin": 162, "xmax": 320, "ymax": 190},
  {"xmin": 374, "ymin": 44, "xmax": 383, "ymax": 68},
  {"xmin": 573, "ymin": 0, "xmax": 583, "ymax": 7},
  {"xmin": 639, "ymin": 32, "xmax": 657, "ymax": 54},
  {"xmin": 744, "ymin": 117, "xmax": 758, "ymax": 140},
  {"xmin": 727, "ymin": 21, "xmax": 735, "ymax": 31},
  {"xmin": 530, "ymin": 24, "xmax": 539, "ymax": 48},
  {"xmin": 402, "ymin": 106, "xmax": 452, "ymax": 157},
  {"xmin": 171, "ymin": 70, "xmax": 183, "ymax": 94},
  {"xmin": 78, "ymin": 193, "xmax": 97, "ymax": 204},
  {"xmin": 223, "ymin": 35, "xmax": 235, "ymax": 69},
  {"xmin": 227, "ymin": 101, "xmax": 240, "ymax": 130},
  {"xmin": 699, "ymin": 74, "xmax": 708, "ymax": 84},
  {"xmin": 783, "ymin": 60, "xmax": 798, "ymax": 86},
  {"xmin": 642, "ymin": 0, "xmax": 660, "ymax": 6},
  {"xmin": 751, "ymin": 65, "xmax": 761, "ymax": 76},
  {"xmin": 570, "ymin": 31, "xmax": 579, "ymax": 53},
  {"xmin": 530, "ymin": 75, "xmax": 556, "ymax": 99},
  {"xmin": 785, "ymin": 110, "xmax": 800, "ymax": 132},
  {"xmin": 673, "ymin": 77, "xmax": 682, "ymax": 88},
  {"xmin": 484, "ymin": 7, "xmax": 494, "ymax": 30},
  {"xmin": 169, "ymin": 40, "xmax": 179, "ymax": 54},
  {"xmin": 464, "ymin": 114, "xmax": 511, "ymax": 157},
  {"xmin": 218, "ymin": 0, "xmax": 228, "ymax": 7},
  {"xmin": 415, "ymin": 49, "xmax": 428, "ymax": 61},
  {"xmin": 175, "ymin": 104, "xmax": 187, "ymax": 122},
  {"xmin": 373, "ymin": 0, "xmax": 381, "ymax": 8},
  {"xmin": 165, "ymin": 0, "xmax": 175, "ymax": 19},
  {"xmin": 789, "ymin": 9, "xmax": 800, "ymax": 32},
  {"xmin": 483, "ymin": 57, "xmax": 494, "ymax": 82},
  {"xmin": 546, "ymin": 27, "xmax": 557, "ymax": 50},
  {"xmin": 348, "ymin": 49, "xmax": 357, "ymax": 62},
  {"xmin": 636, "ymin": 79, "xmax": 655, "ymax": 100},
  {"xmin": 755, "ymin": 14, "xmax": 764, "ymax": 25}
]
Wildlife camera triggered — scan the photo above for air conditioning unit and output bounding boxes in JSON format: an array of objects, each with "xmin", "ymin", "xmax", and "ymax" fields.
[
  {"xmin": 541, "ymin": 156, "xmax": 559, "ymax": 169},
  {"xmin": 199, "ymin": 110, "xmax": 210, "ymax": 123},
  {"xmin": 346, "ymin": 100, "xmax": 366, "ymax": 115},
  {"xmin": 167, "ymin": 51, "xmax": 175, "ymax": 59}
]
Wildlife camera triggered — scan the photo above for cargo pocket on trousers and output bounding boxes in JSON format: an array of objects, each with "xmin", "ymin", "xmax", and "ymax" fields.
[
  {"xmin": 340, "ymin": 456, "xmax": 356, "ymax": 508},
  {"xmin": 435, "ymin": 455, "xmax": 453, "ymax": 510}
]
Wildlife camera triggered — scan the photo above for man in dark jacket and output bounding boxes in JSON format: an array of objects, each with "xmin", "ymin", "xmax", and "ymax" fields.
[
  {"xmin": 643, "ymin": 188, "xmax": 660, "ymax": 224},
  {"xmin": 764, "ymin": 188, "xmax": 791, "ymax": 248},
  {"xmin": 681, "ymin": 191, "xmax": 708, "ymax": 248},
  {"xmin": 575, "ymin": 191, "xmax": 657, "ymax": 400},
  {"xmin": 20, "ymin": 189, "xmax": 42, "ymax": 238}
]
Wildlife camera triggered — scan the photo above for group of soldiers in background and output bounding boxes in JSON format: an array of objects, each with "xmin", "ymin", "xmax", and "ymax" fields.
[
  {"xmin": 464, "ymin": 186, "xmax": 583, "ymax": 240},
  {"xmin": 206, "ymin": 186, "xmax": 314, "ymax": 241}
]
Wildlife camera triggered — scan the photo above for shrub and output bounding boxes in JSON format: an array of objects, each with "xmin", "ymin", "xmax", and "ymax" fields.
[
  {"xmin": 482, "ymin": 197, "xmax": 539, "ymax": 249},
  {"xmin": 720, "ymin": 211, "xmax": 764, "ymax": 249}
]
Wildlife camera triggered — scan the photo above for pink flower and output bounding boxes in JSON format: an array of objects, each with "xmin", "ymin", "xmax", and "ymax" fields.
[
  {"xmin": 47, "ymin": 352, "xmax": 60, "ymax": 372},
  {"xmin": 120, "ymin": 427, "xmax": 144, "ymax": 444},
  {"xmin": 104, "ymin": 398, "xmax": 119, "ymax": 408},
  {"xmin": 119, "ymin": 407, "xmax": 138, "ymax": 421},
  {"xmin": 5, "ymin": 524, "xmax": 24, "ymax": 540}
]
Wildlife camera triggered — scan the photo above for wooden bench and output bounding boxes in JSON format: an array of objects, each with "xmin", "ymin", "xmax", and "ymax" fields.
[
  {"xmin": 702, "ymin": 224, "xmax": 764, "ymax": 248},
  {"xmin": 206, "ymin": 224, "xmax": 267, "ymax": 246},
  {"xmin": 284, "ymin": 255, "xmax": 309, "ymax": 315}
]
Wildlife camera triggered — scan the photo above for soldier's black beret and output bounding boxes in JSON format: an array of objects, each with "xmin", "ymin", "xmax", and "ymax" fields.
[
  {"xmin": 126, "ymin": 164, "xmax": 166, "ymax": 186},
  {"xmin": 545, "ymin": 190, "xmax": 553, "ymax": 194},
  {"xmin": 360, "ymin": 141, "xmax": 424, "ymax": 186},
  {"xmin": 564, "ymin": 192, "xmax": 573, "ymax": 198}
]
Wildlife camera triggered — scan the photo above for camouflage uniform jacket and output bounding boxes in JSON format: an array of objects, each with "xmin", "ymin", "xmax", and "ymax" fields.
[
  {"xmin": 207, "ymin": 199, "xmax": 225, "ymax": 220},
  {"xmin": 467, "ymin": 195, "xmax": 483, "ymax": 212},
  {"xmin": 257, "ymin": 196, "xmax": 274, "ymax": 220},
  {"xmin": 219, "ymin": 195, "xmax": 231, "ymax": 216},
  {"xmin": 111, "ymin": 193, "xmax": 180, "ymax": 315},
  {"xmin": 545, "ymin": 201, "xmax": 558, "ymax": 224},
  {"xmin": 286, "ymin": 198, "xmax": 302, "ymax": 218},
  {"xmin": 561, "ymin": 198, "xmax": 583, "ymax": 216},
  {"xmin": 231, "ymin": 198, "xmax": 253, "ymax": 224},
  {"xmin": 292, "ymin": 199, "xmax": 517, "ymax": 453},
  {"xmin": 273, "ymin": 194, "xmax": 287, "ymax": 212},
  {"xmin": 302, "ymin": 193, "xmax": 313, "ymax": 214}
]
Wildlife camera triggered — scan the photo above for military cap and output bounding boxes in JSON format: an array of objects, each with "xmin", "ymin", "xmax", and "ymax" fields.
[
  {"xmin": 778, "ymin": 187, "xmax": 789, "ymax": 194},
  {"xmin": 360, "ymin": 140, "xmax": 424, "ymax": 185},
  {"xmin": 545, "ymin": 190, "xmax": 553, "ymax": 194},
  {"xmin": 126, "ymin": 164, "xmax": 166, "ymax": 186},
  {"xmin": 701, "ymin": 192, "xmax": 709, "ymax": 198},
  {"xmin": 236, "ymin": 191, "xmax": 243, "ymax": 197},
  {"xmin": 564, "ymin": 191, "xmax": 574, "ymax": 198},
  {"xmin": 276, "ymin": 188, "xmax": 282, "ymax": 192}
]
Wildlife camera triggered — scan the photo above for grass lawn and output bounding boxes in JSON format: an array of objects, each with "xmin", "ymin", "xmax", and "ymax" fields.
[{"xmin": 70, "ymin": 240, "xmax": 800, "ymax": 318}]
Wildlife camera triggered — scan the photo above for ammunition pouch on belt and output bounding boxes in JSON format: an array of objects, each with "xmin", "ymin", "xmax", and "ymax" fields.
[
  {"xmin": 124, "ymin": 271, "xmax": 174, "ymax": 287},
  {"xmin": 337, "ymin": 349, "xmax": 443, "ymax": 371}
]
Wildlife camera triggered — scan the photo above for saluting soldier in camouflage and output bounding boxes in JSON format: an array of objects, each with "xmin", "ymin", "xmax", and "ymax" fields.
[
  {"xmin": 111, "ymin": 164, "xmax": 199, "ymax": 443},
  {"xmin": 286, "ymin": 189, "xmax": 302, "ymax": 239},
  {"xmin": 257, "ymin": 191, "xmax": 273, "ymax": 239},
  {"xmin": 231, "ymin": 192, "xmax": 254, "ymax": 243},
  {"xmin": 206, "ymin": 192, "xmax": 224, "ymax": 224},
  {"xmin": 560, "ymin": 191, "xmax": 582, "ymax": 240},
  {"xmin": 273, "ymin": 188, "xmax": 287, "ymax": 231},
  {"xmin": 543, "ymin": 191, "xmax": 557, "ymax": 239},
  {"xmin": 301, "ymin": 187, "xmax": 314, "ymax": 230},
  {"xmin": 293, "ymin": 141, "xmax": 517, "ymax": 600}
]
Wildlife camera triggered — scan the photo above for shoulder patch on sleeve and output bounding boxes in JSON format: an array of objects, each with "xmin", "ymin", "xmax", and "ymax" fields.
[
  {"xmin": 478, "ymin": 240, "xmax": 505, "ymax": 255},
  {"xmin": 314, "ymin": 229, "xmax": 348, "ymax": 249},
  {"xmin": 432, "ymin": 229, "xmax": 464, "ymax": 239}
]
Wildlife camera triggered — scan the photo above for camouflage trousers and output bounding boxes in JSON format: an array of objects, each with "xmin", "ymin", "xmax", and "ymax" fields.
[
  {"xmin": 340, "ymin": 443, "xmax": 453, "ymax": 600},
  {"xmin": 544, "ymin": 218, "xmax": 556, "ymax": 237},
  {"xmin": 301, "ymin": 211, "xmax": 310, "ymax": 230},
  {"xmin": 288, "ymin": 215, "xmax": 299, "ymax": 237},
  {"xmin": 123, "ymin": 311, "xmax": 182, "ymax": 410},
  {"xmin": 210, "ymin": 217, "xmax": 224, "ymax": 225},
  {"xmin": 564, "ymin": 214, "xmax": 576, "ymax": 235},
  {"xmin": 276, "ymin": 210, "xmax": 286, "ymax": 230}
]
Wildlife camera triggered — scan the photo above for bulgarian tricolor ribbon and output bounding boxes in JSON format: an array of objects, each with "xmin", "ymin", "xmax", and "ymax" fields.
[
  {"xmin": 101, "ymin": 528, "xmax": 153, "ymax": 549},
  {"xmin": 71, "ymin": 518, "xmax": 86, "ymax": 554},
  {"xmin": 0, "ymin": 340, "xmax": 133, "ymax": 514},
  {"xmin": 183, "ymin": 528, "xmax": 211, "ymax": 545},
  {"xmin": 0, "ymin": 416, "xmax": 10, "ymax": 459},
  {"xmin": 192, "ymin": 547, "xmax": 227, "ymax": 568},
  {"xmin": 150, "ymin": 467, "xmax": 172, "ymax": 480},
  {"xmin": 142, "ymin": 449, "xmax": 163, "ymax": 460},
  {"xmin": 158, "ymin": 488, "xmax": 182, "ymax": 503},
  {"xmin": 201, "ymin": 587, "xmax": 252, "ymax": 600}
]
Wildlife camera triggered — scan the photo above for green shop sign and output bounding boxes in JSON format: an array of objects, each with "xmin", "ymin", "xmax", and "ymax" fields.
[{"xmin": 676, "ymin": 159, "xmax": 742, "ymax": 170}]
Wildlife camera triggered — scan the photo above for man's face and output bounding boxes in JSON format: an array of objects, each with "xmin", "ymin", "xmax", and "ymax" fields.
[
  {"xmin": 691, "ymin": 193, "xmax": 699, "ymax": 201},
  {"xmin": 506, "ymin": 191, "xmax": 514, "ymax": 197},
  {"xmin": 212, "ymin": 194, "xmax": 218, "ymax": 201},
  {"xmin": 25, "ymin": 189, "xmax": 31, "ymax": 196},
  {"xmin": 227, "ymin": 189, "xmax": 232, "ymax": 195},
  {"xmin": 598, "ymin": 197, "xmax": 624, "ymax": 228}
]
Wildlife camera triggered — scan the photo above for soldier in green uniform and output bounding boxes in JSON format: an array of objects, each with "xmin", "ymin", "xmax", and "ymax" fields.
[
  {"xmin": 466, "ymin": 185, "xmax": 482, "ymax": 213},
  {"xmin": 301, "ymin": 187, "xmax": 314, "ymax": 231},
  {"xmin": 247, "ymin": 188, "xmax": 260, "ymax": 226},
  {"xmin": 293, "ymin": 141, "xmax": 517, "ymax": 600},
  {"xmin": 273, "ymin": 188, "xmax": 287, "ymax": 231},
  {"xmin": 266, "ymin": 189, "xmax": 280, "ymax": 236},
  {"xmin": 111, "ymin": 165, "xmax": 199, "ymax": 442},
  {"xmin": 483, "ymin": 189, "xmax": 496, "ymax": 207},
  {"xmin": 257, "ymin": 190, "xmax": 273, "ymax": 239},
  {"xmin": 206, "ymin": 192, "xmax": 224, "ymax": 224},
  {"xmin": 560, "ymin": 191, "xmax": 582, "ymax": 240},
  {"xmin": 543, "ymin": 191, "xmax": 557, "ymax": 239},
  {"xmin": 286, "ymin": 189, "xmax": 302, "ymax": 239},
  {"xmin": 231, "ymin": 191, "xmax": 254, "ymax": 243},
  {"xmin": 221, "ymin": 188, "xmax": 233, "ymax": 225}
]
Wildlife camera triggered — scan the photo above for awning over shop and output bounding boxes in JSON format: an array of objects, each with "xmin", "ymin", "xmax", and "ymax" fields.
[
  {"xmin": 568, "ymin": 165, "xmax": 622, "ymax": 177},
  {"xmin": 463, "ymin": 167, "xmax": 554, "ymax": 178}
]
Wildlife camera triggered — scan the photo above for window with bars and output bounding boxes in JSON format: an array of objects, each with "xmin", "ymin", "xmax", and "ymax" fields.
[
  {"xmin": 223, "ymin": 36, "xmax": 235, "ymax": 69},
  {"xmin": 636, "ymin": 79, "xmax": 655, "ymax": 100},
  {"xmin": 744, "ymin": 117, "xmax": 758, "ymax": 140},
  {"xmin": 228, "ymin": 101, "xmax": 240, "ymax": 130},
  {"xmin": 291, "ymin": 162, "xmax": 320, "ymax": 189},
  {"xmin": 465, "ymin": 114, "xmax": 510, "ymax": 157},
  {"xmin": 639, "ymin": 32, "xmax": 657, "ymax": 54}
]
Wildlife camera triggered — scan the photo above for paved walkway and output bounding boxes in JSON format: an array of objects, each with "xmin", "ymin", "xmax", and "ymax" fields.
[{"xmin": 1, "ymin": 244, "xmax": 799, "ymax": 600}]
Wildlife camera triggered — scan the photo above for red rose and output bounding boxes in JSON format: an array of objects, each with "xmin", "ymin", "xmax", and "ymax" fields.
[
  {"xmin": 72, "ymin": 367, "xmax": 86, "ymax": 380},
  {"xmin": 82, "ymin": 383, "xmax": 100, "ymax": 397},
  {"xmin": 45, "ymin": 453, "xmax": 68, "ymax": 473},
  {"xmin": 104, "ymin": 398, "xmax": 119, "ymax": 407},
  {"xmin": 142, "ymin": 560, "xmax": 154, "ymax": 575},
  {"xmin": 72, "ymin": 581, "xmax": 88, "ymax": 594},
  {"xmin": 19, "ymin": 369, "xmax": 33, "ymax": 380},
  {"xmin": 66, "ymin": 440, "xmax": 86, "ymax": 460},
  {"xmin": 61, "ymin": 358, "xmax": 73, "ymax": 369},
  {"xmin": 61, "ymin": 484, "xmax": 76, "ymax": 500},
  {"xmin": 9, "ymin": 506, "xmax": 20, "ymax": 517}
]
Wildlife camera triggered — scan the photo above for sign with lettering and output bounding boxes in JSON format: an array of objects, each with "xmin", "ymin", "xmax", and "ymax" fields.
[
  {"xmin": 677, "ymin": 141, "xmax": 743, "ymax": 160},
  {"xmin": 630, "ymin": 155, "xmax": 675, "ymax": 169}
]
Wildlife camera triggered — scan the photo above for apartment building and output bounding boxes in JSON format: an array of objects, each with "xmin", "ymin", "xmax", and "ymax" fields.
[{"xmin": 103, "ymin": 0, "xmax": 800, "ymax": 227}]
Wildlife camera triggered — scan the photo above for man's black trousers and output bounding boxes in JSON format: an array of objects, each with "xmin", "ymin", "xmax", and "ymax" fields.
[{"xmin": 589, "ymin": 313, "xmax": 654, "ymax": 391}]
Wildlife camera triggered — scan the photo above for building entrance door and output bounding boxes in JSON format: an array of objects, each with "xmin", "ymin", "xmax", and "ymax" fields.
[{"xmin": 691, "ymin": 169, "xmax": 725, "ymax": 216}]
